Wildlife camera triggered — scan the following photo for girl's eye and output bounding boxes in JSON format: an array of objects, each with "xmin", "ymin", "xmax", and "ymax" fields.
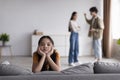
[
  {"xmin": 40, "ymin": 43, "xmax": 45, "ymax": 46},
  {"xmin": 47, "ymin": 44, "xmax": 51, "ymax": 46}
]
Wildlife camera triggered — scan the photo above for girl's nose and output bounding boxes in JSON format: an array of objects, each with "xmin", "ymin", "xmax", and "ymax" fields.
[{"xmin": 45, "ymin": 44, "xmax": 47, "ymax": 48}]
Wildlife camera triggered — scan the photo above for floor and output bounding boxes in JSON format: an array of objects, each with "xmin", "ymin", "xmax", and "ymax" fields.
[{"xmin": 0, "ymin": 56, "xmax": 120, "ymax": 71}]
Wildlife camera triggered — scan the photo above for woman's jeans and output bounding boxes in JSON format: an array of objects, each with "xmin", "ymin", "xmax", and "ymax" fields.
[
  {"xmin": 69, "ymin": 32, "xmax": 79, "ymax": 64},
  {"xmin": 93, "ymin": 39, "xmax": 102, "ymax": 59}
]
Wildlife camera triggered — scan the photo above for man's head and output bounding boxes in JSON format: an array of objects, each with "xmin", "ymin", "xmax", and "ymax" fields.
[{"xmin": 89, "ymin": 7, "xmax": 98, "ymax": 17}]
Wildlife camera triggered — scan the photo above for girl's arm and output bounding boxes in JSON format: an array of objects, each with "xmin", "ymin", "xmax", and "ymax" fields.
[
  {"xmin": 32, "ymin": 55, "xmax": 46, "ymax": 73},
  {"xmin": 32, "ymin": 50, "xmax": 46, "ymax": 73},
  {"xmin": 46, "ymin": 55, "xmax": 61, "ymax": 71},
  {"xmin": 46, "ymin": 49, "xmax": 61, "ymax": 71}
]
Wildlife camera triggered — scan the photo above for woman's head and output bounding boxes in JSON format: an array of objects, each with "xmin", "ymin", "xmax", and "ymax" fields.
[
  {"xmin": 38, "ymin": 36, "xmax": 54, "ymax": 54},
  {"xmin": 70, "ymin": 11, "xmax": 78, "ymax": 20}
]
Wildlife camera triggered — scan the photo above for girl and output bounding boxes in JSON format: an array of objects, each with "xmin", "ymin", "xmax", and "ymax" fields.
[
  {"xmin": 32, "ymin": 36, "xmax": 61, "ymax": 73},
  {"xmin": 68, "ymin": 11, "xmax": 80, "ymax": 66}
]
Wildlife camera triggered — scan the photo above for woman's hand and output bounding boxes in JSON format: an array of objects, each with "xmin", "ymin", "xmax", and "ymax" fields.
[{"xmin": 84, "ymin": 13, "xmax": 87, "ymax": 16}]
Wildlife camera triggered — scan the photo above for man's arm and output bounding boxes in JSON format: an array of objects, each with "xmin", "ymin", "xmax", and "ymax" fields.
[{"xmin": 84, "ymin": 13, "xmax": 92, "ymax": 25}]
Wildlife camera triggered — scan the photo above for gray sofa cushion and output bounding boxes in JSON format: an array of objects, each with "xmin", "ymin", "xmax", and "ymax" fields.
[
  {"xmin": 35, "ymin": 71, "xmax": 63, "ymax": 75},
  {"xmin": 61, "ymin": 63, "xmax": 94, "ymax": 74},
  {"xmin": 1, "ymin": 74, "xmax": 120, "ymax": 80},
  {"xmin": 94, "ymin": 62, "xmax": 120, "ymax": 73},
  {"xmin": 0, "ymin": 64, "xmax": 33, "ymax": 76}
]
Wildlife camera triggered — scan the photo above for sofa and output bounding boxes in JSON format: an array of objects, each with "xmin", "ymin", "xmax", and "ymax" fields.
[{"xmin": 1, "ymin": 62, "xmax": 120, "ymax": 80}]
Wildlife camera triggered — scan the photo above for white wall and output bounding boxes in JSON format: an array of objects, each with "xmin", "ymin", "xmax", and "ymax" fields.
[{"xmin": 0, "ymin": 0, "xmax": 103, "ymax": 56}]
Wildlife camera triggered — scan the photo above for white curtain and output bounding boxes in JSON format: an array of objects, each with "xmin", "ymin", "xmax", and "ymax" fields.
[{"xmin": 111, "ymin": 0, "xmax": 120, "ymax": 39}]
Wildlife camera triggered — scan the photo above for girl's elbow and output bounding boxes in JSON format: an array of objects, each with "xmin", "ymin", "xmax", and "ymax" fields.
[
  {"xmin": 32, "ymin": 69, "xmax": 36, "ymax": 73},
  {"xmin": 56, "ymin": 68, "xmax": 61, "ymax": 72},
  {"xmin": 32, "ymin": 69, "xmax": 37, "ymax": 73},
  {"xmin": 32, "ymin": 69, "xmax": 41, "ymax": 73},
  {"xmin": 57, "ymin": 69, "xmax": 61, "ymax": 72}
]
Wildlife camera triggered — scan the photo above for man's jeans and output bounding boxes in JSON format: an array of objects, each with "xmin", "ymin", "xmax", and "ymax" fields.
[{"xmin": 93, "ymin": 39, "xmax": 102, "ymax": 59}]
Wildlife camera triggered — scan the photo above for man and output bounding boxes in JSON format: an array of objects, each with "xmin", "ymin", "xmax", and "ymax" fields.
[{"xmin": 84, "ymin": 7, "xmax": 104, "ymax": 62}]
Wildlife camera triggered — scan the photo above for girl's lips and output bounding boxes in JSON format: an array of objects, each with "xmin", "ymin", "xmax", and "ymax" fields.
[
  {"xmin": 43, "ymin": 50, "xmax": 49, "ymax": 53},
  {"xmin": 44, "ymin": 50, "xmax": 48, "ymax": 52}
]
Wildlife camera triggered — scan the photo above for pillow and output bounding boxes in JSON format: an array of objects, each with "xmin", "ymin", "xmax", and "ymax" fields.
[
  {"xmin": 61, "ymin": 63, "xmax": 94, "ymax": 74},
  {"xmin": 94, "ymin": 62, "xmax": 120, "ymax": 73},
  {"xmin": 0, "ymin": 64, "xmax": 33, "ymax": 76}
]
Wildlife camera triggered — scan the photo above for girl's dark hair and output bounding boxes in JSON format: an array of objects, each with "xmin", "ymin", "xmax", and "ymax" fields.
[
  {"xmin": 89, "ymin": 7, "xmax": 98, "ymax": 13},
  {"xmin": 38, "ymin": 36, "xmax": 54, "ymax": 46},
  {"xmin": 70, "ymin": 11, "xmax": 77, "ymax": 20}
]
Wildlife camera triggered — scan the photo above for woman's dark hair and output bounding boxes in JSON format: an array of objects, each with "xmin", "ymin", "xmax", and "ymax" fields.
[
  {"xmin": 38, "ymin": 36, "xmax": 54, "ymax": 46},
  {"xmin": 70, "ymin": 11, "xmax": 77, "ymax": 20},
  {"xmin": 89, "ymin": 7, "xmax": 98, "ymax": 13}
]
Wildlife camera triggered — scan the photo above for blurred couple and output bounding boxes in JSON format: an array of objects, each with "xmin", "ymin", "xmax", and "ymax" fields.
[{"xmin": 68, "ymin": 7, "xmax": 104, "ymax": 66}]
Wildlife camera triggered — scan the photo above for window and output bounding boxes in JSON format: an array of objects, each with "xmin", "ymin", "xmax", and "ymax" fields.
[{"xmin": 111, "ymin": 0, "xmax": 120, "ymax": 39}]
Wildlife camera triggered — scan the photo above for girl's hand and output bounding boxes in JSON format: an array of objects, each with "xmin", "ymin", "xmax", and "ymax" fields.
[
  {"xmin": 37, "ymin": 47, "xmax": 46, "ymax": 57},
  {"xmin": 47, "ymin": 47, "xmax": 54, "ymax": 57}
]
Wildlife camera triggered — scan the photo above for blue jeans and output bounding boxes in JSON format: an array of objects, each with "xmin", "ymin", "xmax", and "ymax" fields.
[
  {"xmin": 69, "ymin": 32, "xmax": 79, "ymax": 64},
  {"xmin": 93, "ymin": 39, "xmax": 102, "ymax": 59}
]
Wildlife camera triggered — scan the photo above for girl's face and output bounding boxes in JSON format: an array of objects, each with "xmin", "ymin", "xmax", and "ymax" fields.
[
  {"xmin": 73, "ymin": 14, "xmax": 77, "ymax": 20},
  {"xmin": 39, "ymin": 38, "xmax": 53, "ymax": 54}
]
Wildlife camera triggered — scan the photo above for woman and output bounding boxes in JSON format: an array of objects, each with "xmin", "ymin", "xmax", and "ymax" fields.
[
  {"xmin": 32, "ymin": 36, "xmax": 61, "ymax": 73},
  {"xmin": 68, "ymin": 11, "xmax": 80, "ymax": 66}
]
